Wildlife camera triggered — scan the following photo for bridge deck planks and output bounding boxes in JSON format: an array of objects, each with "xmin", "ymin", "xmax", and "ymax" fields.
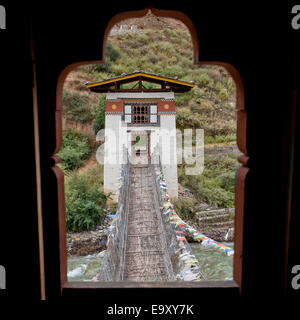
[{"xmin": 122, "ymin": 166, "xmax": 172, "ymax": 281}]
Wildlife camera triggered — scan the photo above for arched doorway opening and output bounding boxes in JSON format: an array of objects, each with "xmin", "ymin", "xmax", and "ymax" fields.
[{"xmin": 55, "ymin": 7, "xmax": 247, "ymax": 292}]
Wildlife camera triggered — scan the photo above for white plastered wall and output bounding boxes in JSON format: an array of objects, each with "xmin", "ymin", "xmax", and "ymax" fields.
[
  {"xmin": 159, "ymin": 114, "xmax": 178, "ymax": 198},
  {"xmin": 103, "ymin": 114, "xmax": 124, "ymax": 199},
  {"xmin": 103, "ymin": 92, "xmax": 178, "ymax": 199}
]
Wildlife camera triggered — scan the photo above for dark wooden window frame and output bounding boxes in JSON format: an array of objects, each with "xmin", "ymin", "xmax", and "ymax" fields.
[
  {"xmin": 54, "ymin": 7, "xmax": 247, "ymax": 296},
  {"xmin": 125, "ymin": 103, "xmax": 159, "ymax": 125},
  {"xmin": 133, "ymin": 104, "xmax": 148, "ymax": 124}
]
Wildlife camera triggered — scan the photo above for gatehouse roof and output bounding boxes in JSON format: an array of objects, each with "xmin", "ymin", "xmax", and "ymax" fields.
[{"xmin": 85, "ymin": 71, "xmax": 195, "ymax": 93}]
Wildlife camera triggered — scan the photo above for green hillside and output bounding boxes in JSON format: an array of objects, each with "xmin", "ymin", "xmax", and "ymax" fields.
[
  {"xmin": 68, "ymin": 25, "xmax": 236, "ymax": 143},
  {"xmin": 60, "ymin": 15, "xmax": 238, "ymax": 230}
]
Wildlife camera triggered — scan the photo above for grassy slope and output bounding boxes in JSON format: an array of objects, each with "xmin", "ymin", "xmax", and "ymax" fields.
[
  {"xmin": 64, "ymin": 25, "xmax": 236, "ymax": 141},
  {"xmin": 61, "ymin": 13, "xmax": 238, "ymax": 216}
]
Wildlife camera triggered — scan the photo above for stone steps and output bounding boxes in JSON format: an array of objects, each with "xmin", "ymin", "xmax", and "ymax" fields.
[
  {"xmin": 195, "ymin": 208, "xmax": 234, "ymax": 217},
  {"xmin": 186, "ymin": 208, "xmax": 235, "ymax": 242}
]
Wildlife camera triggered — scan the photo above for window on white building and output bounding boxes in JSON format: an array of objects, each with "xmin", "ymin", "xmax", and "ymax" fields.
[{"xmin": 124, "ymin": 104, "xmax": 158, "ymax": 124}]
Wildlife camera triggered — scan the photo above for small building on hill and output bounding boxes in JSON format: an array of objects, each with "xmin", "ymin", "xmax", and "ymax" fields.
[{"xmin": 85, "ymin": 71, "xmax": 195, "ymax": 199}]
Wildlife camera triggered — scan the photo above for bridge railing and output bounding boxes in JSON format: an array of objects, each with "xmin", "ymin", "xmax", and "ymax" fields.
[
  {"xmin": 152, "ymin": 154, "xmax": 206, "ymax": 281},
  {"xmin": 97, "ymin": 149, "xmax": 130, "ymax": 281},
  {"xmin": 99, "ymin": 149, "xmax": 205, "ymax": 281}
]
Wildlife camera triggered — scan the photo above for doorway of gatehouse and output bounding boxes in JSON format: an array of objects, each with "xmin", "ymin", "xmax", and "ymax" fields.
[{"xmin": 129, "ymin": 131, "xmax": 150, "ymax": 166}]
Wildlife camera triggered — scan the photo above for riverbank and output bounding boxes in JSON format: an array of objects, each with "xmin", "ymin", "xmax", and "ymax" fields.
[
  {"xmin": 67, "ymin": 208, "xmax": 234, "ymax": 256},
  {"xmin": 67, "ymin": 242, "xmax": 234, "ymax": 281},
  {"xmin": 67, "ymin": 215, "xmax": 111, "ymax": 255}
]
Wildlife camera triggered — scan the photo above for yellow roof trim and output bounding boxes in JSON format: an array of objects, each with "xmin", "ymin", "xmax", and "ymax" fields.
[{"xmin": 86, "ymin": 72, "xmax": 195, "ymax": 88}]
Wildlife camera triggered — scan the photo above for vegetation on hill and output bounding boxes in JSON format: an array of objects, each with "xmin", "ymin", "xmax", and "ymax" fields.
[
  {"xmin": 74, "ymin": 25, "xmax": 236, "ymax": 143},
  {"xmin": 63, "ymin": 90, "xmax": 93, "ymax": 124},
  {"xmin": 65, "ymin": 166, "xmax": 107, "ymax": 232},
  {"xmin": 58, "ymin": 128, "xmax": 91, "ymax": 172},
  {"xmin": 57, "ymin": 128, "xmax": 109, "ymax": 232},
  {"xmin": 59, "ymin": 13, "xmax": 238, "ymax": 230},
  {"xmin": 178, "ymin": 153, "xmax": 239, "ymax": 209},
  {"xmin": 92, "ymin": 95, "xmax": 106, "ymax": 135}
]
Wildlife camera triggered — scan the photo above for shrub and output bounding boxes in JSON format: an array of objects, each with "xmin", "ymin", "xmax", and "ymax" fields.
[
  {"xmin": 93, "ymin": 58, "xmax": 113, "ymax": 73},
  {"xmin": 203, "ymin": 154, "xmax": 238, "ymax": 175},
  {"xmin": 175, "ymin": 92, "xmax": 192, "ymax": 106},
  {"xmin": 176, "ymin": 108, "xmax": 193, "ymax": 128},
  {"xmin": 83, "ymin": 164, "xmax": 105, "ymax": 187},
  {"xmin": 190, "ymin": 102, "xmax": 202, "ymax": 113},
  {"xmin": 218, "ymin": 88, "xmax": 229, "ymax": 100},
  {"xmin": 190, "ymin": 99, "xmax": 214, "ymax": 114},
  {"xmin": 204, "ymin": 133, "xmax": 236, "ymax": 144},
  {"xmin": 136, "ymin": 33, "xmax": 150, "ymax": 45},
  {"xmin": 148, "ymin": 53, "xmax": 160, "ymax": 64},
  {"xmin": 159, "ymin": 41, "xmax": 173, "ymax": 54},
  {"xmin": 93, "ymin": 41, "xmax": 121, "ymax": 73},
  {"xmin": 58, "ymin": 128, "xmax": 91, "ymax": 171},
  {"xmin": 162, "ymin": 28, "xmax": 176, "ymax": 39},
  {"xmin": 173, "ymin": 197, "xmax": 197, "ymax": 221},
  {"xmin": 216, "ymin": 171, "xmax": 236, "ymax": 193},
  {"xmin": 196, "ymin": 73, "xmax": 214, "ymax": 88},
  {"xmin": 207, "ymin": 69, "xmax": 222, "ymax": 82},
  {"xmin": 197, "ymin": 179, "xmax": 234, "ymax": 208},
  {"xmin": 177, "ymin": 154, "xmax": 238, "ymax": 208},
  {"xmin": 106, "ymin": 40, "xmax": 121, "ymax": 62},
  {"xmin": 92, "ymin": 95, "xmax": 106, "ymax": 134},
  {"xmin": 65, "ymin": 172, "xmax": 108, "ymax": 232},
  {"xmin": 179, "ymin": 56, "xmax": 193, "ymax": 69},
  {"xmin": 222, "ymin": 77, "xmax": 235, "ymax": 93},
  {"xmin": 63, "ymin": 90, "xmax": 93, "ymax": 123},
  {"xmin": 162, "ymin": 64, "xmax": 187, "ymax": 79},
  {"xmin": 215, "ymin": 81, "xmax": 224, "ymax": 91}
]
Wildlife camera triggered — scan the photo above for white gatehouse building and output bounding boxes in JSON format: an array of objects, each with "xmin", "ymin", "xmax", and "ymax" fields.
[{"xmin": 85, "ymin": 71, "xmax": 195, "ymax": 199}]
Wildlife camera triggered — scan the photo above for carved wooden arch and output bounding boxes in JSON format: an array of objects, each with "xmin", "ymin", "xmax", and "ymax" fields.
[{"xmin": 54, "ymin": 6, "xmax": 248, "ymax": 293}]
